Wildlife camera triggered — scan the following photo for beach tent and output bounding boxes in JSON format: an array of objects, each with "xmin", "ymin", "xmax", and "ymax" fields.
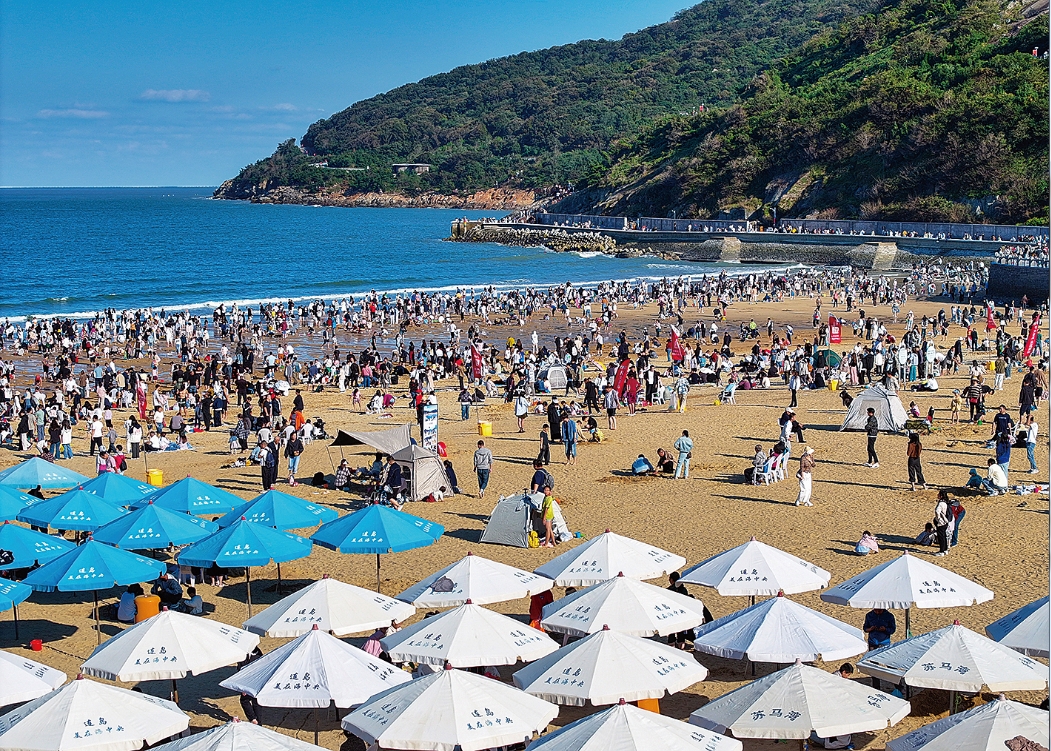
[
  {"xmin": 538, "ymin": 364, "xmax": 568, "ymax": 391},
  {"xmin": 840, "ymin": 384, "xmax": 908, "ymax": 432},
  {"xmin": 390, "ymin": 444, "xmax": 452, "ymax": 502},
  {"xmin": 479, "ymin": 492, "xmax": 570, "ymax": 548},
  {"xmin": 817, "ymin": 349, "xmax": 842, "ymax": 368},
  {"xmin": 330, "ymin": 424, "xmax": 412, "ymax": 456}
]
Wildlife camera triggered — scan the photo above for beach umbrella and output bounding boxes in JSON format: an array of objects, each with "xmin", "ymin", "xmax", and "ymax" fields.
[
  {"xmin": 819, "ymin": 551, "xmax": 994, "ymax": 636},
  {"xmin": 216, "ymin": 490, "xmax": 338, "ymax": 530},
  {"xmin": 311, "ymin": 503, "xmax": 444, "ymax": 593},
  {"xmin": 75, "ymin": 474, "xmax": 156, "ymax": 506},
  {"xmin": 689, "ymin": 662, "xmax": 910, "ymax": 741},
  {"xmin": 885, "ymin": 696, "xmax": 1049, "ymax": 751},
  {"xmin": 857, "ymin": 622, "xmax": 1048, "ymax": 711},
  {"xmin": 342, "ymin": 665, "xmax": 559, "ymax": 751},
  {"xmin": 220, "ymin": 625, "xmax": 411, "ymax": 743},
  {"xmin": 242, "ymin": 574, "xmax": 415, "ymax": 637},
  {"xmin": 679, "ymin": 537, "xmax": 830, "ymax": 600},
  {"xmin": 0, "ymin": 650, "xmax": 67, "ymax": 707},
  {"xmin": 132, "ymin": 477, "xmax": 244, "ymax": 515},
  {"xmin": 0, "ymin": 579, "xmax": 32, "ymax": 638},
  {"xmin": 0, "ymin": 521, "xmax": 76, "ymax": 570},
  {"xmin": 0, "ymin": 458, "xmax": 90, "ymax": 490},
  {"xmin": 395, "ymin": 552, "xmax": 553, "ymax": 607},
  {"xmin": 150, "ymin": 719, "xmax": 326, "ymax": 751},
  {"xmin": 985, "ymin": 596, "xmax": 1050, "ymax": 658},
  {"xmin": 22, "ymin": 540, "xmax": 165, "ymax": 643},
  {"xmin": 692, "ymin": 592, "xmax": 868, "ymax": 664},
  {"xmin": 17, "ymin": 489, "xmax": 127, "ymax": 532},
  {"xmin": 525, "ymin": 700, "xmax": 742, "ymax": 751},
  {"xmin": 178, "ymin": 518, "xmax": 312, "ymax": 616},
  {"xmin": 81, "ymin": 609, "xmax": 259, "ymax": 703},
  {"xmin": 0, "ymin": 674, "xmax": 188, "ymax": 751},
  {"xmin": 512, "ymin": 626, "xmax": 708, "ymax": 705},
  {"xmin": 533, "ymin": 530, "xmax": 685, "ymax": 587},
  {"xmin": 380, "ymin": 602, "xmax": 559, "ymax": 667},
  {"xmin": 91, "ymin": 502, "xmax": 217, "ymax": 550},
  {"xmin": 540, "ymin": 573, "xmax": 708, "ymax": 637},
  {"xmin": 0, "ymin": 486, "xmax": 41, "ymax": 521}
]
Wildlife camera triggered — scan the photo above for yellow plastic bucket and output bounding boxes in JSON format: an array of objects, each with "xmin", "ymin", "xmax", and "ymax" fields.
[
  {"xmin": 477, "ymin": 421, "xmax": 493, "ymax": 437},
  {"xmin": 147, "ymin": 469, "xmax": 164, "ymax": 487},
  {"xmin": 134, "ymin": 594, "xmax": 161, "ymax": 622},
  {"xmin": 830, "ymin": 379, "xmax": 839, "ymax": 391}
]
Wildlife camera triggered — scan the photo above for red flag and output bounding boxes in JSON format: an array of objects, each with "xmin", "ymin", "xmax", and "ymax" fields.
[
  {"xmin": 669, "ymin": 328, "xmax": 685, "ymax": 362},
  {"xmin": 613, "ymin": 359, "xmax": 631, "ymax": 397},
  {"xmin": 828, "ymin": 315, "xmax": 842, "ymax": 344},
  {"xmin": 471, "ymin": 343, "xmax": 483, "ymax": 380},
  {"xmin": 985, "ymin": 303, "xmax": 998, "ymax": 332},
  {"xmin": 1023, "ymin": 313, "xmax": 1041, "ymax": 358}
]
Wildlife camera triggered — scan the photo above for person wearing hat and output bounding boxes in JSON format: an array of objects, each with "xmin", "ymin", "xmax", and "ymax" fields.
[{"xmin": 795, "ymin": 446, "xmax": 815, "ymax": 507}]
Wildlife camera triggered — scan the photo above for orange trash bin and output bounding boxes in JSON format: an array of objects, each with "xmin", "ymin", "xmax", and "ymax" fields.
[{"xmin": 134, "ymin": 594, "xmax": 161, "ymax": 622}]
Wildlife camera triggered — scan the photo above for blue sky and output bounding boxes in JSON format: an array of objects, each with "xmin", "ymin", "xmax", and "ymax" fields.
[{"xmin": 0, "ymin": 1, "xmax": 690, "ymax": 187}]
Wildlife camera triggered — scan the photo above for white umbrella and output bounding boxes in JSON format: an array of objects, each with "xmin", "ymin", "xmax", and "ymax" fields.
[
  {"xmin": 885, "ymin": 696, "xmax": 1049, "ymax": 751},
  {"xmin": 820, "ymin": 552, "xmax": 994, "ymax": 635},
  {"xmin": 540, "ymin": 573, "xmax": 708, "ymax": 637},
  {"xmin": 80, "ymin": 609, "xmax": 258, "ymax": 704},
  {"xmin": 533, "ymin": 530, "xmax": 685, "ymax": 587},
  {"xmin": 512, "ymin": 626, "xmax": 708, "ymax": 705},
  {"xmin": 692, "ymin": 593, "xmax": 868, "ymax": 663},
  {"xmin": 985, "ymin": 596, "xmax": 1050, "ymax": 658},
  {"xmin": 342, "ymin": 666, "xmax": 559, "ymax": 751},
  {"xmin": 221, "ymin": 625, "xmax": 412, "ymax": 744},
  {"xmin": 689, "ymin": 662, "xmax": 910, "ymax": 740},
  {"xmin": 381, "ymin": 602, "xmax": 558, "ymax": 667},
  {"xmin": 151, "ymin": 719, "xmax": 325, "ymax": 751},
  {"xmin": 395, "ymin": 553, "xmax": 553, "ymax": 607},
  {"xmin": 0, "ymin": 675, "xmax": 189, "ymax": 751},
  {"xmin": 679, "ymin": 537, "xmax": 830, "ymax": 597},
  {"xmin": 0, "ymin": 651, "xmax": 66, "ymax": 707},
  {"xmin": 242, "ymin": 574, "xmax": 416, "ymax": 637},
  {"xmin": 525, "ymin": 700, "xmax": 742, "ymax": 751},
  {"xmin": 857, "ymin": 622, "xmax": 1048, "ymax": 693}
]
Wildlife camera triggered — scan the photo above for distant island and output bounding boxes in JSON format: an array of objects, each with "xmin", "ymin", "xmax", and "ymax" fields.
[{"xmin": 215, "ymin": 0, "xmax": 1049, "ymax": 225}]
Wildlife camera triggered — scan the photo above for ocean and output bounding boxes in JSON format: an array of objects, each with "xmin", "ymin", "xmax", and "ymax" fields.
[{"xmin": 0, "ymin": 187, "xmax": 789, "ymax": 321}]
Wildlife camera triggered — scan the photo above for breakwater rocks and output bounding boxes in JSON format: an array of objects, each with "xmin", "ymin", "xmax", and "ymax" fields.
[
  {"xmin": 213, "ymin": 182, "xmax": 537, "ymax": 211},
  {"xmin": 450, "ymin": 224, "xmax": 648, "ymax": 256}
]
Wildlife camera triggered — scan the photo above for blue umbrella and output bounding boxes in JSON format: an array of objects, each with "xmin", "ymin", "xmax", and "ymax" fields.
[
  {"xmin": 0, "ymin": 457, "xmax": 90, "ymax": 489},
  {"xmin": 178, "ymin": 518, "xmax": 312, "ymax": 615},
  {"xmin": 0, "ymin": 578, "xmax": 32, "ymax": 638},
  {"xmin": 0, "ymin": 485, "xmax": 41, "ymax": 521},
  {"xmin": 132, "ymin": 477, "xmax": 245, "ymax": 515},
  {"xmin": 0, "ymin": 521, "xmax": 76, "ymax": 570},
  {"xmin": 216, "ymin": 489, "xmax": 338, "ymax": 530},
  {"xmin": 17, "ymin": 488, "xmax": 128, "ymax": 532},
  {"xmin": 311, "ymin": 503, "xmax": 444, "ymax": 592},
  {"xmin": 92, "ymin": 502, "xmax": 218, "ymax": 550},
  {"xmin": 76, "ymin": 472, "xmax": 157, "ymax": 506},
  {"xmin": 22, "ymin": 539, "xmax": 165, "ymax": 642}
]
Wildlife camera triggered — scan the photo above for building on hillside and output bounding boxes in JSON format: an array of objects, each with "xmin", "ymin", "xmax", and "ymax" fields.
[{"xmin": 392, "ymin": 163, "xmax": 432, "ymax": 175}]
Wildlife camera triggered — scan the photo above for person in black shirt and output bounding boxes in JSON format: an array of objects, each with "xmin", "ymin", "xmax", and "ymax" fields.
[{"xmin": 667, "ymin": 572, "xmax": 713, "ymax": 650}]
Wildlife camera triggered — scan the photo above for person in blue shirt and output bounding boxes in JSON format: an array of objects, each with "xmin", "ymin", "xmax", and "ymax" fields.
[
  {"xmin": 561, "ymin": 417, "xmax": 578, "ymax": 465},
  {"xmin": 863, "ymin": 608, "xmax": 896, "ymax": 649}
]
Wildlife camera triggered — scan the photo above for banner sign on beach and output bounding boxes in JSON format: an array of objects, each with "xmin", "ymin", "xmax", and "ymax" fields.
[
  {"xmin": 828, "ymin": 315, "xmax": 842, "ymax": 344},
  {"xmin": 1023, "ymin": 313, "xmax": 1041, "ymax": 359},
  {"xmin": 471, "ymin": 343, "xmax": 483, "ymax": 381},
  {"xmin": 421, "ymin": 402, "xmax": 439, "ymax": 451},
  {"xmin": 669, "ymin": 328, "xmax": 685, "ymax": 362}
]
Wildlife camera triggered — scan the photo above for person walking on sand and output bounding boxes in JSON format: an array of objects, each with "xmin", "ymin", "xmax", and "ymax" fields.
[
  {"xmin": 1024, "ymin": 413, "xmax": 1039, "ymax": 474},
  {"xmin": 561, "ymin": 417, "xmax": 578, "ymax": 465},
  {"xmin": 673, "ymin": 429, "xmax": 693, "ymax": 479},
  {"xmin": 864, "ymin": 407, "xmax": 880, "ymax": 468},
  {"xmin": 473, "ymin": 439, "xmax": 493, "ymax": 498},
  {"xmin": 603, "ymin": 384, "xmax": 619, "ymax": 430},
  {"xmin": 284, "ymin": 431, "xmax": 304, "ymax": 486},
  {"xmin": 906, "ymin": 432, "xmax": 927, "ymax": 490},
  {"xmin": 795, "ymin": 446, "xmax": 815, "ymax": 506},
  {"xmin": 514, "ymin": 392, "xmax": 529, "ymax": 433}
]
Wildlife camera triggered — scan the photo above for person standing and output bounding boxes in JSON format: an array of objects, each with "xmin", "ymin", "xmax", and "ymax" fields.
[
  {"xmin": 284, "ymin": 431, "xmax": 304, "ymax": 486},
  {"xmin": 259, "ymin": 440, "xmax": 275, "ymax": 491},
  {"xmin": 537, "ymin": 425, "xmax": 551, "ymax": 466},
  {"xmin": 863, "ymin": 608, "xmax": 896, "ymax": 649},
  {"xmin": 473, "ymin": 439, "xmax": 493, "ymax": 498},
  {"xmin": 673, "ymin": 429, "xmax": 693, "ymax": 479},
  {"xmin": 603, "ymin": 385, "xmax": 620, "ymax": 430},
  {"xmin": 795, "ymin": 446, "xmax": 815, "ymax": 506},
  {"xmin": 906, "ymin": 432, "xmax": 927, "ymax": 490},
  {"xmin": 950, "ymin": 497, "xmax": 965, "ymax": 547},
  {"xmin": 1025, "ymin": 413, "xmax": 1039, "ymax": 474},
  {"xmin": 933, "ymin": 490, "xmax": 953, "ymax": 556},
  {"xmin": 864, "ymin": 408, "xmax": 879, "ymax": 468},
  {"xmin": 788, "ymin": 372, "xmax": 800, "ymax": 409},
  {"xmin": 514, "ymin": 392, "xmax": 529, "ymax": 433},
  {"xmin": 561, "ymin": 417, "xmax": 578, "ymax": 465}
]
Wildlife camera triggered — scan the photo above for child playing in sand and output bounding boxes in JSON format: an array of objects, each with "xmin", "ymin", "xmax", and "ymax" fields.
[{"xmin": 950, "ymin": 390, "xmax": 962, "ymax": 423}]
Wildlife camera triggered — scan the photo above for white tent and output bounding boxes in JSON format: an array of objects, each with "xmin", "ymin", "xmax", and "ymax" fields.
[
  {"xmin": 512, "ymin": 627, "xmax": 708, "ymax": 705},
  {"xmin": 380, "ymin": 602, "xmax": 558, "ymax": 667},
  {"xmin": 81, "ymin": 610, "xmax": 259, "ymax": 682},
  {"xmin": 538, "ymin": 365, "xmax": 568, "ymax": 391},
  {"xmin": 679, "ymin": 537, "xmax": 830, "ymax": 596},
  {"xmin": 0, "ymin": 651, "xmax": 66, "ymax": 707},
  {"xmin": 395, "ymin": 553, "xmax": 553, "ymax": 607},
  {"xmin": 689, "ymin": 662, "xmax": 910, "ymax": 740},
  {"xmin": 533, "ymin": 530, "xmax": 686, "ymax": 587},
  {"xmin": 342, "ymin": 667, "xmax": 559, "ymax": 751},
  {"xmin": 220, "ymin": 626, "xmax": 411, "ymax": 709},
  {"xmin": 242, "ymin": 574, "xmax": 415, "ymax": 637},
  {"xmin": 985, "ymin": 596, "xmax": 1050, "ymax": 658},
  {"xmin": 525, "ymin": 701, "xmax": 741, "ymax": 751},
  {"xmin": 391, "ymin": 444, "xmax": 453, "ymax": 502},
  {"xmin": 692, "ymin": 594, "xmax": 868, "ymax": 663},
  {"xmin": 0, "ymin": 676, "xmax": 189, "ymax": 751},
  {"xmin": 151, "ymin": 720, "xmax": 325, "ymax": 751},
  {"xmin": 840, "ymin": 384, "xmax": 908, "ymax": 432},
  {"xmin": 885, "ymin": 697, "xmax": 1049, "ymax": 751},
  {"xmin": 857, "ymin": 623, "xmax": 1048, "ymax": 693},
  {"xmin": 540, "ymin": 574, "xmax": 708, "ymax": 637}
]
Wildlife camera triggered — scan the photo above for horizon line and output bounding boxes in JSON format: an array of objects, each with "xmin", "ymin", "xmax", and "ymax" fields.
[{"xmin": 0, "ymin": 185, "xmax": 219, "ymax": 189}]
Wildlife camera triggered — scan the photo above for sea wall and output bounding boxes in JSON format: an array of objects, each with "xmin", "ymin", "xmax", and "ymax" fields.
[{"xmin": 986, "ymin": 263, "xmax": 1050, "ymax": 302}]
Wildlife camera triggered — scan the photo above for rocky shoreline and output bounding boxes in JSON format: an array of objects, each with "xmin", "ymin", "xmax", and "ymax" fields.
[
  {"xmin": 448, "ymin": 224, "xmax": 665, "ymax": 258},
  {"xmin": 212, "ymin": 182, "xmax": 538, "ymax": 211}
]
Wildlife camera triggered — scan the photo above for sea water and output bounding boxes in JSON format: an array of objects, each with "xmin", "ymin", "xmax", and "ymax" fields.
[{"xmin": 0, "ymin": 187, "xmax": 790, "ymax": 321}]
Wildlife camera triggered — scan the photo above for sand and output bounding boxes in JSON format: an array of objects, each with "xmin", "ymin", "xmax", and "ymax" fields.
[{"xmin": 1, "ymin": 291, "xmax": 1047, "ymax": 750}]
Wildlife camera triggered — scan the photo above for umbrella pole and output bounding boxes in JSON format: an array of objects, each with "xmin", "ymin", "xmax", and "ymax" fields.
[
  {"xmin": 376, "ymin": 554, "xmax": 381, "ymax": 593},
  {"xmin": 314, "ymin": 709, "xmax": 319, "ymax": 745},
  {"xmin": 948, "ymin": 690, "xmax": 956, "ymax": 715},
  {"xmin": 277, "ymin": 562, "xmax": 282, "ymax": 594},
  {"xmin": 171, "ymin": 678, "xmax": 179, "ymax": 704},
  {"xmin": 246, "ymin": 567, "xmax": 253, "ymax": 617},
  {"xmin": 905, "ymin": 607, "xmax": 911, "ymax": 639},
  {"xmin": 93, "ymin": 590, "xmax": 101, "ymax": 645},
  {"xmin": 12, "ymin": 604, "xmax": 19, "ymax": 640}
]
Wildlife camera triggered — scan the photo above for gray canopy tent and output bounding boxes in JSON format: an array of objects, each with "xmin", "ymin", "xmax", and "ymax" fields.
[
  {"xmin": 480, "ymin": 492, "xmax": 570, "ymax": 547},
  {"xmin": 331, "ymin": 424, "xmax": 413, "ymax": 456}
]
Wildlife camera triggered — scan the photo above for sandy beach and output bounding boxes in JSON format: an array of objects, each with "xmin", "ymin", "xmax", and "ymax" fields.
[{"xmin": 1, "ymin": 289, "xmax": 1047, "ymax": 751}]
